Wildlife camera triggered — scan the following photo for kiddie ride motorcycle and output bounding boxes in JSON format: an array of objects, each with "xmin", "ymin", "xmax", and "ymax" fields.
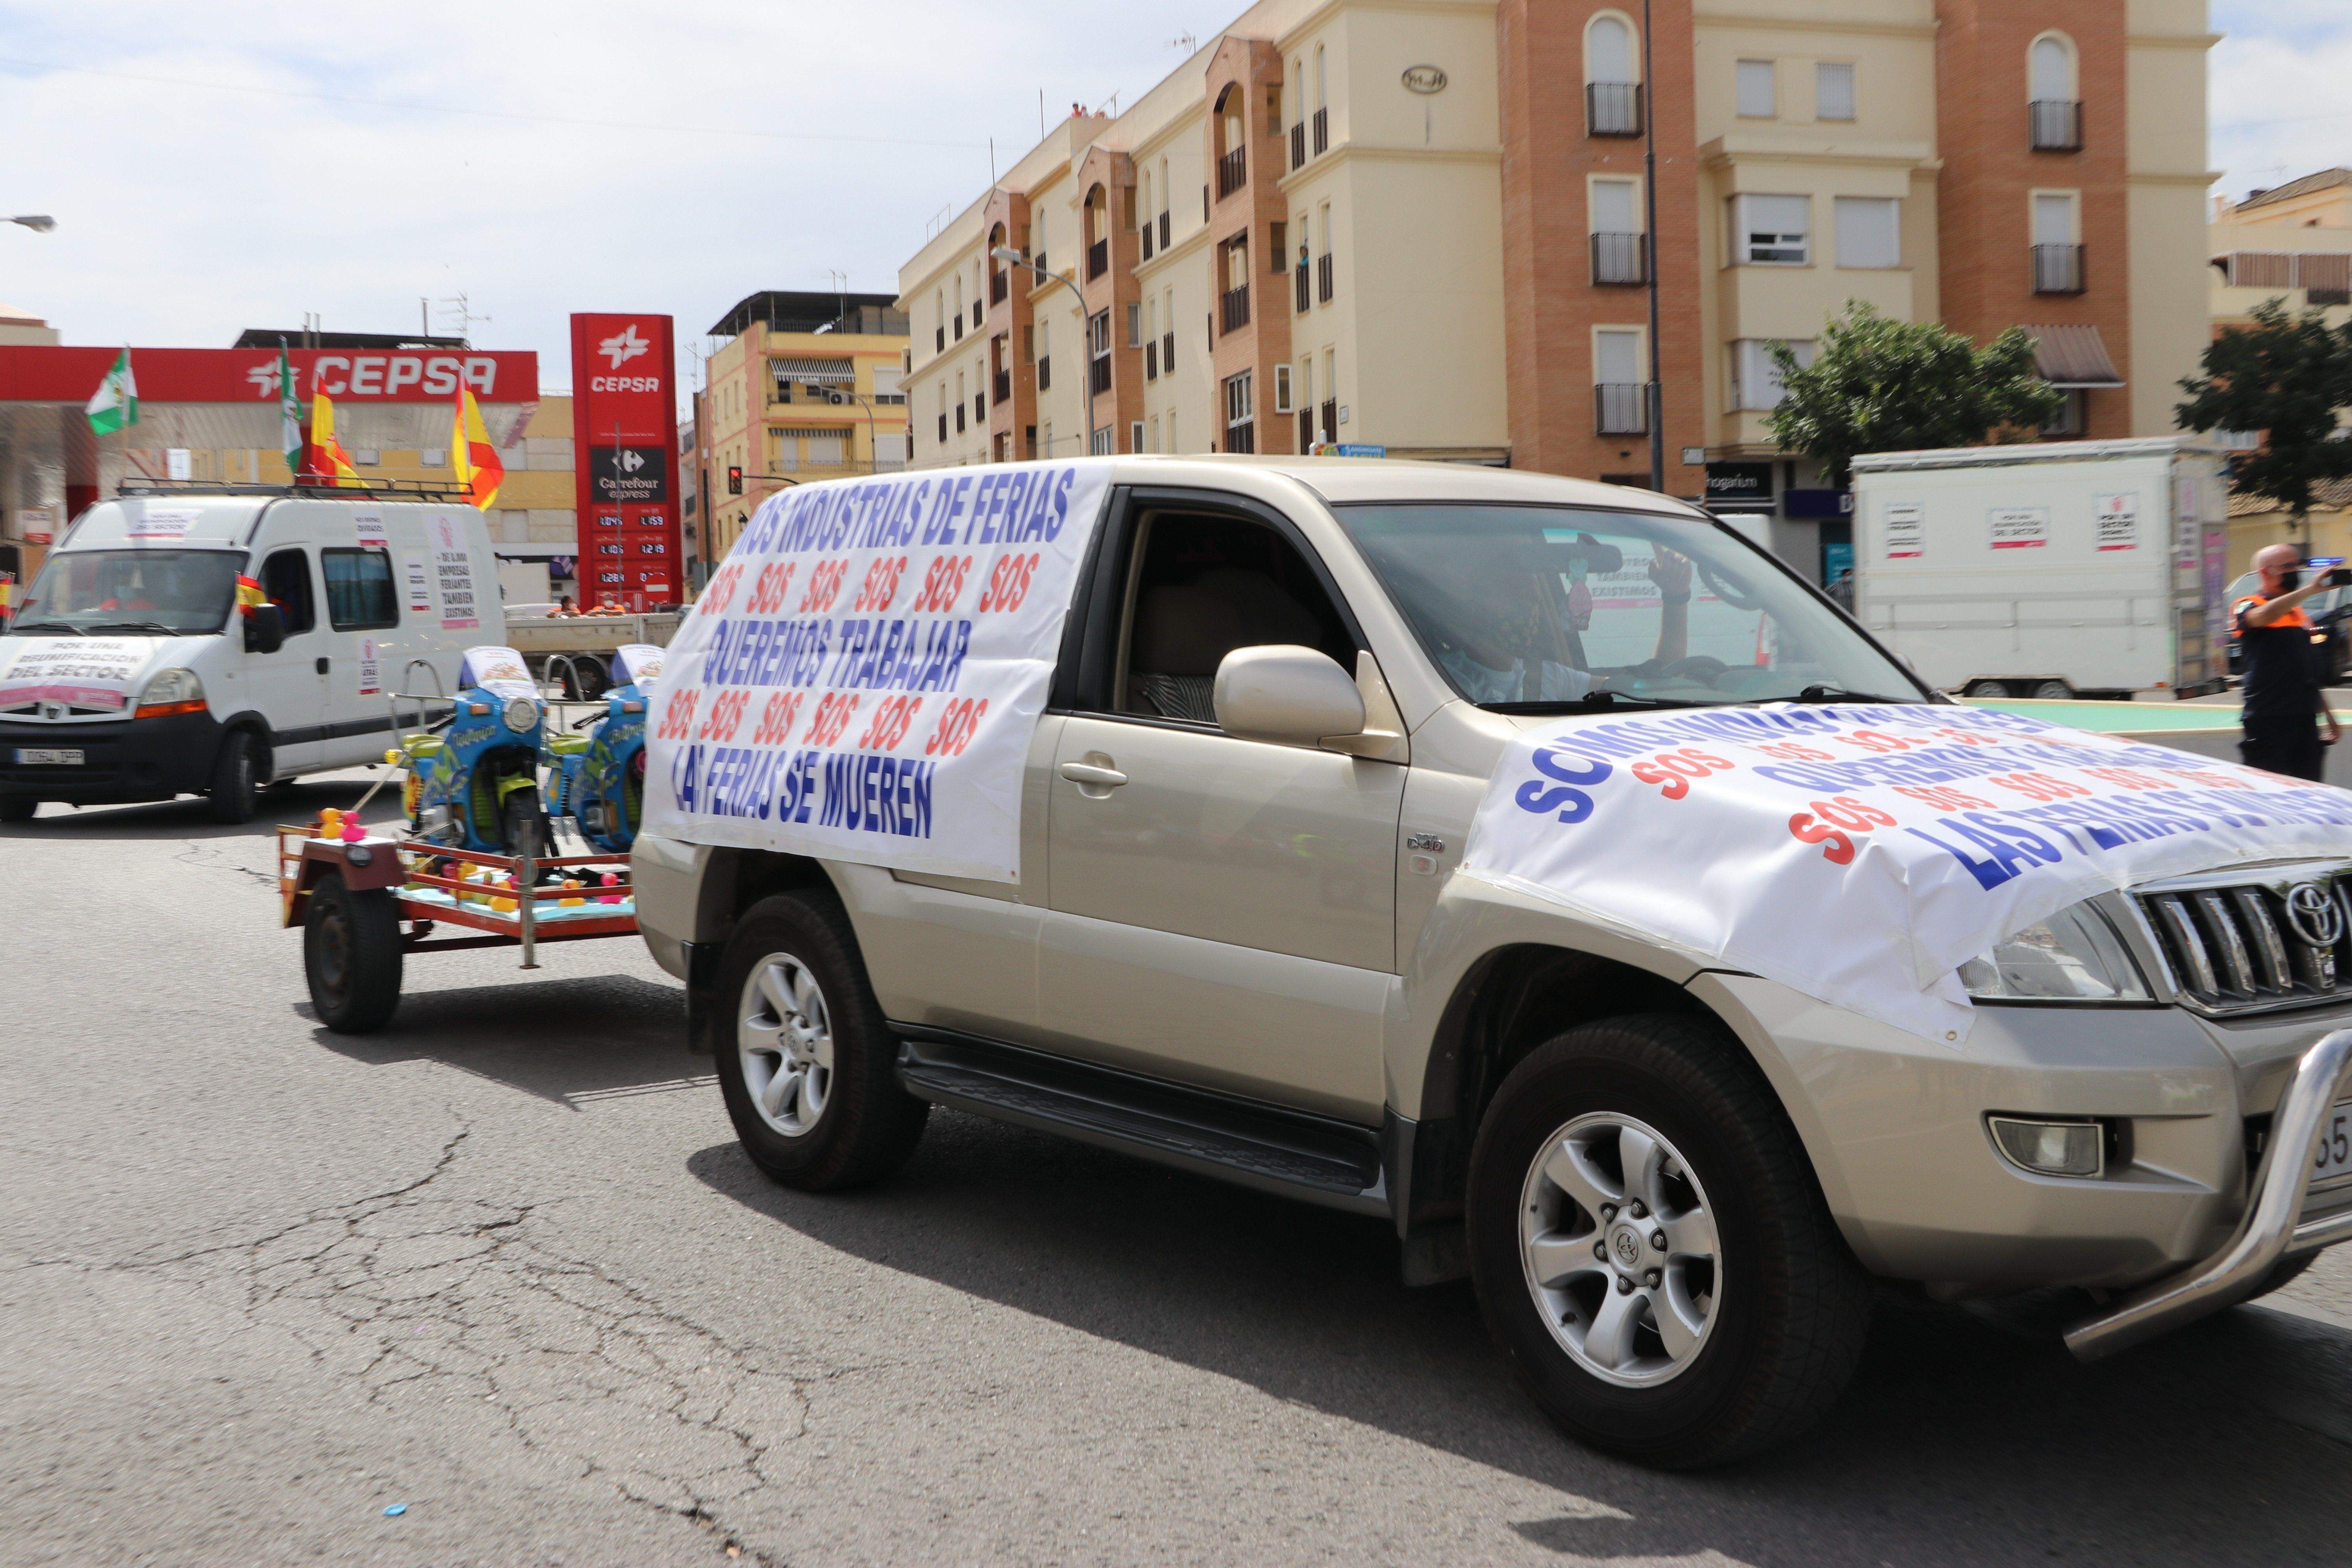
[
  {"xmin": 545, "ymin": 643, "xmax": 662, "ymax": 853},
  {"xmin": 400, "ymin": 645, "xmax": 554, "ymax": 857}
]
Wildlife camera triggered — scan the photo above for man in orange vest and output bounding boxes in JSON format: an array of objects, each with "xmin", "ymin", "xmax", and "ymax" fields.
[{"xmin": 2236, "ymin": 543, "xmax": 2344, "ymax": 781}]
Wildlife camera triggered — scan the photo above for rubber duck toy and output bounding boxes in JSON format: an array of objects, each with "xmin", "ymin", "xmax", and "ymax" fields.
[
  {"xmin": 317, "ymin": 807, "xmax": 342, "ymax": 839},
  {"xmin": 597, "ymin": 872, "xmax": 624, "ymax": 905},
  {"xmin": 560, "ymin": 878, "xmax": 584, "ymax": 907}
]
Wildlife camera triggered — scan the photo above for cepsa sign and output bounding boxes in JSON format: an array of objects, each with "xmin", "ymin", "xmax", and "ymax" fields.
[
  {"xmin": 0, "ymin": 346, "xmax": 537, "ymax": 405},
  {"xmin": 570, "ymin": 312, "xmax": 681, "ymax": 611}
]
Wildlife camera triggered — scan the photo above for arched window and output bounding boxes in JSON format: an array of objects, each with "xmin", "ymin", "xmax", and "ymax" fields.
[
  {"xmin": 2029, "ymin": 34, "xmax": 2079, "ymax": 150},
  {"xmin": 1584, "ymin": 15, "xmax": 1641, "ymax": 136}
]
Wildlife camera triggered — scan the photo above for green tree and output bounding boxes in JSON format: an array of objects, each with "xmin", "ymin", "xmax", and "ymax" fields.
[
  {"xmin": 2175, "ymin": 297, "xmax": 2352, "ymax": 545},
  {"xmin": 1763, "ymin": 303, "xmax": 2064, "ymax": 488}
]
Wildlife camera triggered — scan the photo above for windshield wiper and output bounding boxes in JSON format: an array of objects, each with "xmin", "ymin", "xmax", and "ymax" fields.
[
  {"xmin": 5, "ymin": 620, "xmax": 76, "ymax": 633},
  {"xmin": 1485, "ymin": 693, "xmax": 1709, "ymax": 714},
  {"xmin": 1744, "ymin": 686, "xmax": 1922, "ymax": 706},
  {"xmin": 82, "ymin": 621, "xmax": 179, "ymax": 636}
]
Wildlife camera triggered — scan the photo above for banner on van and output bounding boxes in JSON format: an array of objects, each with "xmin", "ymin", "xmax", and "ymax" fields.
[
  {"xmin": 640, "ymin": 462, "xmax": 1112, "ymax": 882},
  {"xmin": 1465, "ymin": 704, "xmax": 2352, "ymax": 1042},
  {"xmin": 0, "ymin": 637, "xmax": 149, "ymax": 710}
]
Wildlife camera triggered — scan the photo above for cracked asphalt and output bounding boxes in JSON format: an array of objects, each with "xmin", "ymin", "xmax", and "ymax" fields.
[{"xmin": 9, "ymin": 773, "xmax": 2352, "ymax": 1567}]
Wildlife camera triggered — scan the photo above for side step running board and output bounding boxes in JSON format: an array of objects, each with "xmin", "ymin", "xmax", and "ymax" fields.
[{"xmin": 893, "ymin": 1027, "xmax": 1388, "ymax": 1216}]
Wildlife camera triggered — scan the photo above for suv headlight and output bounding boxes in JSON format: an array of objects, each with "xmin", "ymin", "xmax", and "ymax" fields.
[
  {"xmin": 1959, "ymin": 901, "xmax": 2150, "ymax": 1002},
  {"xmin": 501, "ymin": 696, "xmax": 539, "ymax": 734},
  {"xmin": 134, "ymin": 668, "xmax": 206, "ymax": 717}
]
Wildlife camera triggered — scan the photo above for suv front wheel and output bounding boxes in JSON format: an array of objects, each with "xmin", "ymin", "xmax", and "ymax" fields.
[
  {"xmin": 1468, "ymin": 1014, "xmax": 1871, "ymax": 1468},
  {"xmin": 713, "ymin": 890, "xmax": 929, "ymax": 1191}
]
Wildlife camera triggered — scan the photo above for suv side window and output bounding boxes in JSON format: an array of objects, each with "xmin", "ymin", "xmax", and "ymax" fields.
[
  {"xmin": 1092, "ymin": 506, "xmax": 1357, "ymax": 724},
  {"xmin": 321, "ymin": 548, "xmax": 399, "ymax": 630},
  {"xmin": 258, "ymin": 548, "xmax": 317, "ymax": 636}
]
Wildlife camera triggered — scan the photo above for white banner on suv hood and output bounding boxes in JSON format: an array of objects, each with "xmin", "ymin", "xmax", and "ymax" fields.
[
  {"xmin": 1466, "ymin": 704, "xmax": 2352, "ymax": 1041},
  {"xmin": 641, "ymin": 462, "xmax": 1110, "ymax": 882}
]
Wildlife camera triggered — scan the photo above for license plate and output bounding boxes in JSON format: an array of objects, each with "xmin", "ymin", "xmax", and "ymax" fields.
[
  {"xmin": 13, "ymin": 748, "xmax": 82, "ymax": 765},
  {"xmin": 2314, "ymin": 1102, "xmax": 2352, "ymax": 1186}
]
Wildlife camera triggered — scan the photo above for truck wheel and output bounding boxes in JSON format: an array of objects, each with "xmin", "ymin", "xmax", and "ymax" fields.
[
  {"xmin": 206, "ymin": 730, "xmax": 261, "ymax": 824},
  {"xmin": 1467, "ymin": 1013, "xmax": 1871, "ymax": 1468},
  {"xmin": 714, "ymin": 890, "xmax": 928, "ymax": 1191},
  {"xmin": 303, "ymin": 871, "xmax": 403, "ymax": 1033},
  {"xmin": 0, "ymin": 797, "xmax": 36, "ymax": 824}
]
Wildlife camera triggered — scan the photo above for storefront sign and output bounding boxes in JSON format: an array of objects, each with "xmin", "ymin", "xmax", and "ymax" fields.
[{"xmin": 1705, "ymin": 462, "xmax": 1775, "ymax": 504}]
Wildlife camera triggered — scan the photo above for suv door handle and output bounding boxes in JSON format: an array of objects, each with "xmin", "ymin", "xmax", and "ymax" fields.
[
  {"xmin": 315, "ymin": 657, "xmax": 330, "ymax": 674},
  {"xmin": 1058, "ymin": 760, "xmax": 1128, "ymax": 789}
]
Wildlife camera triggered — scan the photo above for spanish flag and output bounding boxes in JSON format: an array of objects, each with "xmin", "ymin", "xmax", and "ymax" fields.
[
  {"xmin": 235, "ymin": 575, "xmax": 268, "ymax": 615},
  {"xmin": 450, "ymin": 386, "xmax": 503, "ymax": 509},
  {"xmin": 309, "ymin": 390, "xmax": 361, "ymax": 487}
]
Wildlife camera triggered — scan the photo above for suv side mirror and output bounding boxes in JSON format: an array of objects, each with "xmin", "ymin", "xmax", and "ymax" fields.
[
  {"xmin": 1213, "ymin": 644, "xmax": 1366, "ymax": 748},
  {"xmin": 243, "ymin": 604, "xmax": 285, "ymax": 655}
]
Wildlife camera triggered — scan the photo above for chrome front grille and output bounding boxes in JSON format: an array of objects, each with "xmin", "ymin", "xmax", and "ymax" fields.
[{"xmin": 2136, "ymin": 865, "xmax": 2352, "ymax": 1014}]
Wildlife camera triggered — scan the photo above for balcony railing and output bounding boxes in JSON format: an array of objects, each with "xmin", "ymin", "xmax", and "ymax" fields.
[
  {"xmin": 1319, "ymin": 399, "xmax": 1336, "ymax": 443},
  {"xmin": 1163, "ymin": 331, "xmax": 1174, "ymax": 372},
  {"xmin": 1158, "ymin": 212, "xmax": 1169, "ymax": 250},
  {"xmin": 2029, "ymin": 100, "xmax": 2082, "ymax": 152},
  {"xmin": 1038, "ymin": 356, "xmax": 1051, "ymax": 391},
  {"xmin": 2033, "ymin": 242, "xmax": 2085, "ymax": 294},
  {"xmin": 1595, "ymin": 383, "xmax": 1648, "ymax": 435},
  {"xmin": 1145, "ymin": 341, "xmax": 1158, "ymax": 380},
  {"xmin": 973, "ymin": 393, "xmax": 985, "ymax": 421},
  {"xmin": 1142, "ymin": 224, "xmax": 1154, "ymax": 260},
  {"xmin": 1291, "ymin": 122, "xmax": 1306, "ymax": 170},
  {"xmin": 1295, "ymin": 266, "xmax": 1310, "ymax": 312},
  {"xmin": 990, "ymin": 270, "xmax": 1008, "ymax": 303},
  {"xmin": 1590, "ymin": 231, "xmax": 1648, "ymax": 286},
  {"xmin": 935, "ymin": 326, "xmax": 945, "ymax": 353},
  {"xmin": 955, "ymin": 404, "xmax": 966, "ymax": 434},
  {"xmin": 1312, "ymin": 106, "xmax": 1328, "ymax": 155},
  {"xmin": 937, "ymin": 413, "xmax": 947, "ymax": 443},
  {"xmin": 1316, "ymin": 253, "xmax": 1334, "ymax": 303},
  {"xmin": 1088, "ymin": 238, "xmax": 1109, "ymax": 280},
  {"xmin": 1298, "ymin": 410, "xmax": 1316, "ymax": 450},
  {"xmin": 972, "ymin": 303, "xmax": 984, "ymax": 331},
  {"xmin": 953, "ymin": 315, "xmax": 964, "ymax": 341},
  {"xmin": 1587, "ymin": 82, "xmax": 1642, "ymax": 137},
  {"xmin": 994, "ymin": 369, "xmax": 1011, "ymax": 404},
  {"xmin": 1217, "ymin": 147, "xmax": 1247, "ymax": 198},
  {"xmin": 1090, "ymin": 355, "xmax": 1111, "ymax": 396},
  {"xmin": 1225, "ymin": 420, "xmax": 1256, "ymax": 454},
  {"xmin": 1221, "ymin": 285, "xmax": 1250, "ymax": 333}
]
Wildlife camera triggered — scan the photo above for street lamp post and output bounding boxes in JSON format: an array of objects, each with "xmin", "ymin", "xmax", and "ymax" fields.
[
  {"xmin": 1641, "ymin": 0, "xmax": 1666, "ymax": 495},
  {"xmin": 993, "ymin": 246, "xmax": 1092, "ymax": 459}
]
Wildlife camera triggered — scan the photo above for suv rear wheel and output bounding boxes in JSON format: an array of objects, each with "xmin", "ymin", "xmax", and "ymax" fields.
[
  {"xmin": 1468, "ymin": 1013, "xmax": 1871, "ymax": 1468},
  {"xmin": 714, "ymin": 891, "xmax": 928, "ymax": 1191}
]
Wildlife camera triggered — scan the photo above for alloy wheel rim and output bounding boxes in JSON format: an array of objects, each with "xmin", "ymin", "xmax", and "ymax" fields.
[
  {"xmin": 737, "ymin": 953, "xmax": 834, "ymax": 1137},
  {"xmin": 1518, "ymin": 1111, "xmax": 1722, "ymax": 1387}
]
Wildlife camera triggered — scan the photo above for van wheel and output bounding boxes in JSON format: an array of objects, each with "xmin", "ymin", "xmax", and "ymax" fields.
[
  {"xmin": 714, "ymin": 890, "xmax": 928, "ymax": 1191},
  {"xmin": 1468, "ymin": 1014, "xmax": 1871, "ymax": 1468},
  {"xmin": 206, "ymin": 730, "xmax": 261, "ymax": 824},
  {"xmin": 303, "ymin": 871, "xmax": 403, "ymax": 1033},
  {"xmin": 0, "ymin": 797, "xmax": 38, "ymax": 824}
]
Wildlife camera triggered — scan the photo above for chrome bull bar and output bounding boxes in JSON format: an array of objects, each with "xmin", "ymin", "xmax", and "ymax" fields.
[{"xmin": 2067, "ymin": 1028, "xmax": 2352, "ymax": 1360}]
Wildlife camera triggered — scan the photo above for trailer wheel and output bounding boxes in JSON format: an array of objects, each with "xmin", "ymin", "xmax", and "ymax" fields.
[
  {"xmin": 2029, "ymin": 680, "xmax": 2072, "ymax": 700},
  {"xmin": 1962, "ymin": 680, "xmax": 2006, "ymax": 699},
  {"xmin": 304, "ymin": 871, "xmax": 403, "ymax": 1033}
]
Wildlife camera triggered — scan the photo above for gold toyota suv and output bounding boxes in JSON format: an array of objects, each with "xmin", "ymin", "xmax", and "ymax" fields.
[{"xmin": 634, "ymin": 457, "xmax": 2352, "ymax": 1466}]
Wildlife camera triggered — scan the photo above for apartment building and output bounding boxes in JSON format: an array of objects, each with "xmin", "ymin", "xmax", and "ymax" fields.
[
  {"xmin": 700, "ymin": 291, "xmax": 911, "ymax": 560},
  {"xmin": 896, "ymin": 1, "xmax": 2210, "ymax": 581}
]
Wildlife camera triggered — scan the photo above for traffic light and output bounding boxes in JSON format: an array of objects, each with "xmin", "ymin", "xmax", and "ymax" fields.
[{"xmin": 726, "ymin": 465, "xmax": 743, "ymax": 495}]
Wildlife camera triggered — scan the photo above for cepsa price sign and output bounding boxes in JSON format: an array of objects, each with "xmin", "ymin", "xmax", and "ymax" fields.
[{"xmin": 641, "ymin": 462, "xmax": 1113, "ymax": 883}]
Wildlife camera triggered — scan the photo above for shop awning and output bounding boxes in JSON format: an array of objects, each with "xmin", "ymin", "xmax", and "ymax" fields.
[
  {"xmin": 768, "ymin": 356, "xmax": 855, "ymax": 385},
  {"xmin": 2027, "ymin": 325, "xmax": 2125, "ymax": 388}
]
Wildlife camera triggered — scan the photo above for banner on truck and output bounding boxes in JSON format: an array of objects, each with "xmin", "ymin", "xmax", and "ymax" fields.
[
  {"xmin": 640, "ymin": 462, "xmax": 1111, "ymax": 882},
  {"xmin": 1466, "ymin": 703, "xmax": 2352, "ymax": 1042}
]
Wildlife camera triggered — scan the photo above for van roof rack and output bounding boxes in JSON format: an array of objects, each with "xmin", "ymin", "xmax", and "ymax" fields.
[{"xmin": 115, "ymin": 477, "xmax": 479, "ymax": 502}]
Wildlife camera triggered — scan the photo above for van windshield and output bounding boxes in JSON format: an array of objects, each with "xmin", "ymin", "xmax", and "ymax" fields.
[
  {"xmin": 12, "ymin": 550, "xmax": 245, "ymax": 635},
  {"xmin": 1333, "ymin": 503, "xmax": 1928, "ymax": 710}
]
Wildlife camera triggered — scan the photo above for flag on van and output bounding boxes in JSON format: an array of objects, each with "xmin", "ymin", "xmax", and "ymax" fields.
[
  {"xmin": 85, "ymin": 348, "xmax": 138, "ymax": 435},
  {"xmin": 450, "ymin": 386, "xmax": 504, "ymax": 509},
  {"xmin": 235, "ymin": 574, "xmax": 268, "ymax": 615},
  {"xmin": 276, "ymin": 341, "xmax": 303, "ymax": 477},
  {"xmin": 309, "ymin": 390, "xmax": 361, "ymax": 487}
]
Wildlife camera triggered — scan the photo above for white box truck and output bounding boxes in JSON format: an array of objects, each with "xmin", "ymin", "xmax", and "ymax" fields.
[{"xmin": 1851, "ymin": 437, "xmax": 2229, "ymax": 699}]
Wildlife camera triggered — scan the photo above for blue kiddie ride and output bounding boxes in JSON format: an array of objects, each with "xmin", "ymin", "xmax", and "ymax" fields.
[
  {"xmin": 546, "ymin": 642, "xmax": 662, "ymax": 853},
  {"xmin": 400, "ymin": 644, "xmax": 554, "ymax": 858}
]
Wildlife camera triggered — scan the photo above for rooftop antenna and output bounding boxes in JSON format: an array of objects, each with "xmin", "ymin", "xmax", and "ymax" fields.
[
  {"xmin": 1170, "ymin": 32, "xmax": 1196, "ymax": 53},
  {"xmin": 437, "ymin": 293, "xmax": 489, "ymax": 345}
]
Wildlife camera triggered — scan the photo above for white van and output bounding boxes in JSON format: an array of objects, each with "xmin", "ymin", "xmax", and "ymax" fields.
[{"xmin": 0, "ymin": 483, "xmax": 504, "ymax": 823}]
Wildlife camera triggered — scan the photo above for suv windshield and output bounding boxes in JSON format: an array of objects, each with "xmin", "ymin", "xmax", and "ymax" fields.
[
  {"xmin": 12, "ymin": 550, "xmax": 244, "ymax": 635},
  {"xmin": 1334, "ymin": 503, "xmax": 1927, "ymax": 710}
]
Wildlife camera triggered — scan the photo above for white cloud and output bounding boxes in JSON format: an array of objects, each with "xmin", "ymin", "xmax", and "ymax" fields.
[
  {"xmin": 0, "ymin": 0, "xmax": 1214, "ymax": 400},
  {"xmin": 2211, "ymin": 2, "xmax": 2352, "ymax": 204}
]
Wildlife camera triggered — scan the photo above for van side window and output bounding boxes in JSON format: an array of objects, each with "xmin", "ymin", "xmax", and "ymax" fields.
[
  {"xmin": 1112, "ymin": 510, "xmax": 1356, "ymax": 724},
  {"xmin": 258, "ymin": 548, "xmax": 317, "ymax": 636},
  {"xmin": 321, "ymin": 548, "xmax": 398, "ymax": 630}
]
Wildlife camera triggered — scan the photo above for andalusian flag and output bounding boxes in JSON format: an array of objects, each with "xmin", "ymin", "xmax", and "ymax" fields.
[
  {"xmin": 309, "ymin": 390, "xmax": 361, "ymax": 487},
  {"xmin": 276, "ymin": 341, "xmax": 302, "ymax": 477},
  {"xmin": 85, "ymin": 348, "xmax": 138, "ymax": 435},
  {"xmin": 450, "ymin": 386, "xmax": 504, "ymax": 509}
]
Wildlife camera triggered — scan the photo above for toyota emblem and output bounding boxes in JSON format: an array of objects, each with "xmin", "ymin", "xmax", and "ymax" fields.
[{"xmin": 2284, "ymin": 882, "xmax": 2345, "ymax": 949}]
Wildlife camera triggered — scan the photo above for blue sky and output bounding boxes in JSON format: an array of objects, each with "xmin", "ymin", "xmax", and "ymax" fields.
[{"xmin": 0, "ymin": 1, "xmax": 2343, "ymax": 402}]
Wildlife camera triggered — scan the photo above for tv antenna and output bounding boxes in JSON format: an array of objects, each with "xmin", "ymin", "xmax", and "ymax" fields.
[{"xmin": 436, "ymin": 293, "xmax": 490, "ymax": 344}]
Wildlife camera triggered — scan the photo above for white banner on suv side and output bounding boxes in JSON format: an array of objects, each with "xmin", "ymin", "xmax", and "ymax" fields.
[
  {"xmin": 641, "ymin": 463, "xmax": 1110, "ymax": 882},
  {"xmin": 1466, "ymin": 704, "xmax": 2352, "ymax": 1042}
]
